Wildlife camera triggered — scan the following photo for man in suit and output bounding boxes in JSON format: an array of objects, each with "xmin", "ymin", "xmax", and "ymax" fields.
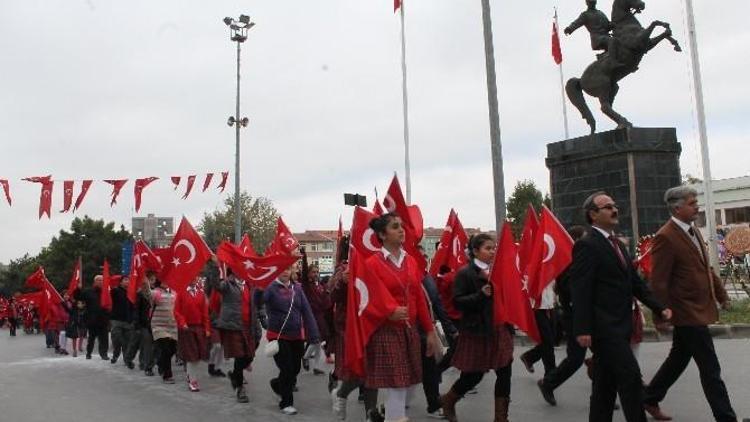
[
  {"xmin": 571, "ymin": 191, "xmax": 672, "ymax": 422},
  {"xmin": 643, "ymin": 186, "xmax": 737, "ymax": 421}
]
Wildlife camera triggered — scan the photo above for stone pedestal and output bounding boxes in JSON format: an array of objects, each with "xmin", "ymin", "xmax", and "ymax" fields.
[{"xmin": 546, "ymin": 127, "xmax": 682, "ymax": 243}]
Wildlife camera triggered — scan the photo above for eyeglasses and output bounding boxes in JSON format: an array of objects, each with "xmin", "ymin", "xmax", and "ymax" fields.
[{"xmin": 595, "ymin": 204, "xmax": 618, "ymax": 211}]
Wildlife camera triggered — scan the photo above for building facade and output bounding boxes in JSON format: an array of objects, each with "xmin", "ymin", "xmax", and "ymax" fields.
[
  {"xmin": 294, "ymin": 230, "xmax": 340, "ymax": 274},
  {"xmin": 131, "ymin": 214, "xmax": 174, "ymax": 248},
  {"xmin": 692, "ymin": 176, "xmax": 750, "ymax": 238}
]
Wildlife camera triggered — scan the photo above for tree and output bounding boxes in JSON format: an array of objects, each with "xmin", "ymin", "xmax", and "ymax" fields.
[
  {"xmin": 0, "ymin": 216, "xmax": 132, "ymax": 294},
  {"xmin": 683, "ymin": 173, "xmax": 703, "ymax": 185},
  {"xmin": 199, "ymin": 192, "xmax": 280, "ymax": 253},
  {"xmin": 506, "ymin": 180, "xmax": 544, "ymax": 239}
]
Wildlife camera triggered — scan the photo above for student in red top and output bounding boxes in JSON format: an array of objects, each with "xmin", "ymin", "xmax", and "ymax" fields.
[
  {"xmin": 364, "ymin": 213, "xmax": 441, "ymax": 422},
  {"xmin": 174, "ymin": 276, "xmax": 211, "ymax": 392}
]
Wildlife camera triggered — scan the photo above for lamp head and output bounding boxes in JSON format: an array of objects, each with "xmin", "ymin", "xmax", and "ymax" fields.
[
  {"xmin": 223, "ymin": 17, "xmax": 233, "ymax": 26},
  {"xmin": 227, "ymin": 116, "xmax": 236, "ymax": 126},
  {"xmin": 239, "ymin": 15, "xmax": 251, "ymax": 24}
]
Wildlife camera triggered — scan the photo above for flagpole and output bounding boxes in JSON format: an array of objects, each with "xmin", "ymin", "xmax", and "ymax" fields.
[
  {"xmin": 684, "ymin": 0, "xmax": 718, "ymax": 269},
  {"xmin": 399, "ymin": 0, "xmax": 412, "ymax": 204},
  {"xmin": 555, "ymin": 8, "xmax": 570, "ymax": 139}
]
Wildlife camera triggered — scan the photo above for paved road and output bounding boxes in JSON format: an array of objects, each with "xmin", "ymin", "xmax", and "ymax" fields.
[{"xmin": 1, "ymin": 333, "xmax": 748, "ymax": 421}]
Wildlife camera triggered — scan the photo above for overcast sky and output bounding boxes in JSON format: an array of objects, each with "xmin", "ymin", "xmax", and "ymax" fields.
[{"xmin": 1, "ymin": 0, "xmax": 748, "ymax": 264}]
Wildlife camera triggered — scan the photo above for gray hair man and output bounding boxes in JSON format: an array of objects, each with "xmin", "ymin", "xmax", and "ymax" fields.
[{"xmin": 643, "ymin": 186, "xmax": 736, "ymax": 421}]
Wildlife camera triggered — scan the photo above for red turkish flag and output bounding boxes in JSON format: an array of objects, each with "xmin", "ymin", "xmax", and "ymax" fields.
[
  {"xmin": 394, "ymin": 0, "xmax": 402, "ymax": 13},
  {"xmin": 101, "ymin": 260, "xmax": 113, "ymax": 312},
  {"xmin": 182, "ymin": 175, "xmax": 196, "ymax": 199},
  {"xmin": 635, "ymin": 237, "xmax": 654, "ymax": 280},
  {"xmin": 25, "ymin": 266, "xmax": 49, "ymax": 290},
  {"xmin": 429, "ymin": 210, "xmax": 457, "ymax": 277},
  {"xmin": 518, "ymin": 204, "xmax": 540, "ymax": 274},
  {"xmin": 492, "ymin": 223, "xmax": 541, "ymax": 343},
  {"xmin": 134, "ymin": 177, "xmax": 159, "ymax": 213},
  {"xmin": 239, "ymin": 233, "xmax": 258, "ymax": 257},
  {"xmin": 217, "ymin": 172, "xmax": 229, "ymax": 192},
  {"xmin": 66, "ymin": 258, "xmax": 82, "ymax": 298},
  {"xmin": 160, "ymin": 217, "xmax": 213, "ymax": 292},
  {"xmin": 60, "ymin": 180, "xmax": 74, "ymax": 213},
  {"xmin": 372, "ymin": 199, "xmax": 384, "ymax": 216},
  {"xmin": 344, "ymin": 248, "xmax": 400, "ymax": 377},
  {"xmin": 171, "ymin": 176, "xmax": 181, "ymax": 190},
  {"xmin": 73, "ymin": 180, "xmax": 93, "ymax": 211},
  {"xmin": 202, "ymin": 173, "xmax": 214, "ymax": 192},
  {"xmin": 552, "ymin": 11, "xmax": 563, "ymax": 65},
  {"xmin": 267, "ymin": 217, "xmax": 299, "ymax": 256},
  {"xmin": 447, "ymin": 211, "xmax": 469, "ymax": 271},
  {"xmin": 23, "ymin": 175, "xmax": 53, "ymax": 219},
  {"xmin": 525, "ymin": 206, "xmax": 574, "ymax": 304},
  {"xmin": 382, "ymin": 175, "xmax": 426, "ymax": 272},
  {"xmin": 350, "ymin": 206, "xmax": 380, "ymax": 259},
  {"xmin": 216, "ymin": 241, "xmax": 299, "ymax": 289},
  {"xmin": 128, "ymin": 240, "xmax": 163, "ymax": 303},
  {"xmin": 0, "ymin": 179, "xmax": 10, "ymax": 206},
  {"xmin": 104, "ymin": 179, "xmax": 128, "ymax": 206}
]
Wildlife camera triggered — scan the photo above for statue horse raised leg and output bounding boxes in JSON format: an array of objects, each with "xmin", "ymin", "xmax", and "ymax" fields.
[{"xmin": 567, "ymin": 0, "xmax": 681, "ymax": 134}]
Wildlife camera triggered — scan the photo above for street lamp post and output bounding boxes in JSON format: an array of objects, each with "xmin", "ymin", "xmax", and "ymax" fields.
[{"xmin": 223, "ymin": 15, "xmax": 255, "ymax": 244}]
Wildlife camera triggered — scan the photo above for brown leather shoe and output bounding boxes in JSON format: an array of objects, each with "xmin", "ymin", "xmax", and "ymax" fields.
[
  {"xmin": 494, "ymin": 396, "xmax": 510, "ymax": 422},
  {"xmin": 644, "ymin": 404, "xmax": 673, "ymax": 421},
  {"xmin": 440, "ymin": 389, "xmax": 461, "ymax": 422}
]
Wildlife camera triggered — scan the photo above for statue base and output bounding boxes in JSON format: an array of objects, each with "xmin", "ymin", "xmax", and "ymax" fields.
[{"xmin": 545, "ymin": 127, "xmax": 682, "ymax": 243}]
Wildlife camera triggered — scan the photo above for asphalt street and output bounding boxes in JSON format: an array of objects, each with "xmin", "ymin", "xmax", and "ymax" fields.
[{"xmin": 0, "ymin": 333, "xmax": 747, "ymax": 421}]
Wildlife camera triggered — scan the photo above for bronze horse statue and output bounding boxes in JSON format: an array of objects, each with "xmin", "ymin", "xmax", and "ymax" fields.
[{"xmin": 566, "ymin": 0, "xmax": 682, "ymax": 134}]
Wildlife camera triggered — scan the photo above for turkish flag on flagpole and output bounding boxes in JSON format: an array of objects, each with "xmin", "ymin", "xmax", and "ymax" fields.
[
  {"xmin": 216, "ymin": 241, "xmax": 299, "ymax": 289},
  {"xmin": 66, "ymin": 258, "xmax": 82, "ymax": 298},
  {"xmin": 25, "ymin": 267, "xmax": 49, "ymax": 290},
  {"xmin": 266, "ymin": 217, "xmax": 299, "ymax": 256},
  {"xmin": 394, "ymin": 0, "xmax": 402, "ymax": 13},
  {"xmin": 344, "ymin": 248, "xmax": 400, "ymax": 377},
  {"xmin": 160, "ymin": 217, "xmax": 213, "ymax": 292},
  {"xmin": 518, "ymin": 204, "xmax": 540, "ymax": 274},
  {"xmin": 525, "ymin": 206, "xmax": 574, "ymax": 304},
  {"xmin": 429, "ymin": 210, "xmax": 456, "ymax": 277},
  {"xmin": 128, "ymin": 240, "xmax": 163, "ymax": 303},
  {"xmin": 350, "ymin": 206, "xmax": 381, "ymax": 259},
  {"xmin": 101, "ymin": 260, "xmax": 113, "ymax": 312},
  {"xmin": 238, "ymin": 233, "xmax": 258, "ymax": 257},
  {"xmin": 382, "ymin": 175, "xmax": 426, "ymax": 272},
  {"xmin": 492, "ymin": 223, "xmax": 541, "ymax": 344},
  {"xmin": 552, "ymin": 10, "xmax": 563, "ymax": 65}
]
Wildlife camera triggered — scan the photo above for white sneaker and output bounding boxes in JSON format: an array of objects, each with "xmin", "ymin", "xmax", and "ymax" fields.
[
  {"xmin": 427, "ymin": 407, "xmax": 445, "ymax": 419},
  {"xmin": 281, "ymin": 406, "xmax": 298, "ymax": 415},
  {"xmin": 332, "ymin": 395, "xmax": 347, "ymax": 420}
]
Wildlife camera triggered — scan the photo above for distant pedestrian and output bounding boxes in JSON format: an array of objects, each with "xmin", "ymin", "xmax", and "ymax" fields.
[
  {"xmin": 77, "ymin": 275, "xmax": 110, "ymax": 360},
  {"xmin": 151, "ymin": 281, "xmax": 178, "ymax": 384},
  {"xmin": 174, "ymin": 277, "xmax": 210, "ymax": 392}
]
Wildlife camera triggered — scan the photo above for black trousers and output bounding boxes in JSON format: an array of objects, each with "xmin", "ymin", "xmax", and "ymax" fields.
[
  {"xmin": 451, "ymin": 364, "xmax": 512, "ymax": 398},
  {"xmin": 644, "ymin": 326, "xmax": 736, "ymax": 421},
  {"xmin": 590, "ymin": 338, "xmax": 646, "ymax": 422},
  {"xmin": 521, "ymin": 309, "xmax": 557, "ymax": 374},
  {"xmin": 9, "ymin": 318, "xmax": 17, "ymax": 336},
  {"xmin": 231, "ymin": 357, "xmax": 252, "ymax": 388},
  {"xmin": 271, "ymin": 339, "xmax": 305, "ymax": 408},
  {"xmin": 420, "ymin": 335, "xmax": 442, "ymax": 412},
  {"xmin": 154, "ymin": 338, "xmax": 177, "ymax": 379},
  {"xmin": 543, "ymin": 317, "xmax": 587, "ymax": 390},
  {"xmin": 86, "ymin": 326, "xmax": 109, "ymax": 358}
]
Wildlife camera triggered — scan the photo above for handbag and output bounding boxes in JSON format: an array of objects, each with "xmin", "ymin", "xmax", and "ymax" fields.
[{"xmin": 264, "ymin": 285, "xmax": 296, "ymax": 357}]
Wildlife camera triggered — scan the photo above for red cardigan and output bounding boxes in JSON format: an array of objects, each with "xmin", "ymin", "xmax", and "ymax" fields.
[
  {"xmin": 173, "ymin": 288, "xmax": 210, "ymax": 331},
  {"xmin": 365, "ymin": 253, "xmax": 433, "ymax": 333}
]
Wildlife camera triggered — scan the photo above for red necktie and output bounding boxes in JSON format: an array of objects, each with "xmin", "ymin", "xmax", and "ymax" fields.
[{"xmin": 609, "ymin": 235, "xmax": 627, "ymax": 268}]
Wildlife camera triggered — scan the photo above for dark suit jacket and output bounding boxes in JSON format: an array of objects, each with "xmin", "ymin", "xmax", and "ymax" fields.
[
  {"xmin": 650, "ymin": 219, "xmax": 728, "ymax": 326},
  {"xmin": 571, "ymin": 228, "xmax": 664, "ymax": 341}
]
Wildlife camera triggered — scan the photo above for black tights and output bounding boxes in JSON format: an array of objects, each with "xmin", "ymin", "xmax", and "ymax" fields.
[
  {"xmin": 232, "ymin": 357, "xmax": 252, "ymax": 388},
  {"xmin": 451, "ymin": 364, "xmax": 512, "ymax": 398},
  {"xmin": 337, "ymin": 380, "xmax": 378, "ymax": 412}
]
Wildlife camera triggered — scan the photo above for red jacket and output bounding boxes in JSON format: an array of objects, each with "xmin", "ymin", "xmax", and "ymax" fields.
[
  {"xmin": 365, "ymin": 253, "xmax": 433, "ymax": 333},
  {"xmin": 173, "ymin": 288, "xmax": 210, "ymax": 331}
]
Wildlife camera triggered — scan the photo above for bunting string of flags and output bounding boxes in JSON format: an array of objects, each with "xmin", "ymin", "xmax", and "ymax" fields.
[{"xmin": 0, "ymin": 171, "xmax": 229, "ymax": 219}]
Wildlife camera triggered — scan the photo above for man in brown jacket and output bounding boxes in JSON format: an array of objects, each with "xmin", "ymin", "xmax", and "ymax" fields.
[{"xmin": 643, "ymin": 186, "xmax": 736, "ymax": 422}]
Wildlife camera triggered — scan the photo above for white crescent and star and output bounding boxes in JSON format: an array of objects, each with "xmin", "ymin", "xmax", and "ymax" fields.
[
  {"xmin": 247, "ymin": 266, "xmax": 277, "ymax": 281},
  {"xmin": 542, "ymin": 234, "xmax": 556, "ymax": 263},
  {"xmin": 383, "ymin": 195, "xmax": 396, "ymax": 213},
  {"xmin": 362, "ymin": 228, "xmax": 379, "ymax": 252},
  {"xmin": 174, "ymin": 239, "xmax": 197, "ymax": 264},
  {"xmin": 243, "ymin": 260, "xmax": 255, "ymax": 270},
  {"xmin": 355, "ymin": 277, "xmax": 369, "ymax": 316}
]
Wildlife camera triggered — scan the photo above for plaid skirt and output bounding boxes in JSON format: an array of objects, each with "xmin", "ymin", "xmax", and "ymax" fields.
[
  {"xmin": 178, "ymin": 325, "xmax": 209, "ymax": 362},
  {"xmin": 452, "ymin": 325, "xmax": 514, "ymax": 373},
  {"xmin": 209, "ymin": 326, "xmax": 222, "ymax": 344},
  {"xmin": 220, "ymin": 328, "xmax": 255, "ymax": 359},
  {"xmin": 365, "ymin": 323, "xmax": 422, "ymax": 388}
]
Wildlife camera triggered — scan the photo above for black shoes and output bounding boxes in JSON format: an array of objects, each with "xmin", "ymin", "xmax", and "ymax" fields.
[
  {"xmin": 86, "ymin": 354, "xmax": 92, "ymax": 360},
  {"xmin": 537, "ymin": 380, "xmax": 557, "ymax": 406},
  {"xmin": 145, "ymin": 369, "xmax": 155, "ymax": 376},
  {"xmin": 520, "ymin": 353, "xmax": 535, "ymax": 374},
  {"xmin": 125, "ymin": 361, "xmax": 135, "ymax": 370}
]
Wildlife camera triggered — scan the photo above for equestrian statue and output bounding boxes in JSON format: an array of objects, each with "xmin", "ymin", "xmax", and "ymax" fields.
[{"xmin": 565, "ymin": 0, "xmax": 682, "ymax": 134}]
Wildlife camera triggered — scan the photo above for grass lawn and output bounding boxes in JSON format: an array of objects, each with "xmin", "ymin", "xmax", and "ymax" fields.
[{"xmin": 642, "ymin": 299, "xmax": 750, "ymax": 327}]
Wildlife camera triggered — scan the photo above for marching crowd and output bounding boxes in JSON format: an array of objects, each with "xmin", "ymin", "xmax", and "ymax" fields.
[{"xmin": 2, "ymin": 185, "xmax": 740, "ymax": 422}]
